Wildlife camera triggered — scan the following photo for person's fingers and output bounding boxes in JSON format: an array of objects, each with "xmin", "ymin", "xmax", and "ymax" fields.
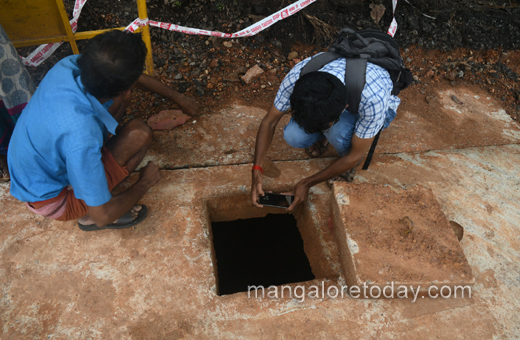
[
  {"xmin": 287, "ymin": 199, "xmax": 298, "ymax": 213},
  {"xmin": 280, "ymin": 191, "xmax": 294, "ymax": 196},
  {"xmin": 252, "ymin": 191, "xmax": 263, "ymax": 208}
]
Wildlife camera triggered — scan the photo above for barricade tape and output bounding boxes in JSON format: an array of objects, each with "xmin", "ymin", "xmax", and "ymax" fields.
[
  {"xmin": 387, "ymin": 0, "xmax": 398, "ymax": 37},
  {"xmin": 22, "ymin": 0, "xmax": 400, "ymax": 67},
  {"xmin": 149, "ymin": 0, "xmax": 317, "ymax": 38},
  {"xmin": 22, "ymin": 0, "xmax": 87, "ymax": 67}
]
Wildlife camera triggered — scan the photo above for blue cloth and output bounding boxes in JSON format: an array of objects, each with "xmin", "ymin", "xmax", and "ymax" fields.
[
  {"xmin": 8, "ymin": 55, "xmax": 118, "ymax": 206},
  {"xmin": 284, "ymin": 108, "xmax": 396, "ymax": 157},
  {"xmin": 274, "ymin": 54, "xmax": 401, "ymax": 139}
]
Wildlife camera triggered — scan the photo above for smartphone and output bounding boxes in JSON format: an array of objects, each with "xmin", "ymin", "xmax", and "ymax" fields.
[{"xmin": 258, "ymin": 193, "xmax": 294, "ymax": 209}]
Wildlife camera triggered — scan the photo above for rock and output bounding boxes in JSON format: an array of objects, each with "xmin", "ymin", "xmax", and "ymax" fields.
[
  {"xmin": 288, "ymin": 51, "xmax": 298, "ymax": 60},
  {"xmin": 445, "ymin": 71, "xmax": 457, "ymax": 81},
  {"xmin": 174, "ymin": 73, "xmax": 183, "ymax": 80},
  {"xmin": 369, "ymin": 4, "xmax": 386, "ymax": 24},
  {"xmin": 413, "ymin": 75, "xmax": 419, "ymax": 82},
  {"xmin": 223, "ymin": 41, "xmax": 233, "ymax": 48},
  {"xmin": 224, "ymin": 73, "xmax": 240, "ymax": 82},
  {"xmin": 271, "ymin": 40, "xmax": 282, "ymax": 49},
  {"xmin": 451, "ymin": 95, "xmax": 463, "ymax": 104},
  {"xmin": 425, "ymin": 95, "xmax": 437, "ymax": 105},
  {"xmin": 209, "ymin": 58, "xmax": 220, "ymax": 68},
  {"xmin": 148, "ymin": 110, "xmax": 190, "ymax": 130},
  {"xmin": 241, "ymin": 65, "xmax": 264, "ymax": 84},
  {"xmin": 237, "ymin": 66, "xmax": 248, "ymax": 75}
]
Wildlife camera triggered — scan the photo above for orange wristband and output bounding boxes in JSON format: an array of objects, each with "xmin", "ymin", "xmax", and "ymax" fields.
[{"xmin": 252, "ymin": 165, "xmax": 264, "ymax": 173}]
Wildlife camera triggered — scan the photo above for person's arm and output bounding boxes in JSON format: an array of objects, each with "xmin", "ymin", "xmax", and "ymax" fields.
[
  {"xmin": 86, "ymin": 162, "xmax": 161, "ymax": 227},
  {"xmin": 135, "ymin": 73, "xmax": 197, "ymax": 116},
  {"xmin": 251, "ymin": 104, "xmax": 286, "ymax": 207},
  {"xmin": 286, "ymin": 134, "xmax": 374, "ymax": 212}
]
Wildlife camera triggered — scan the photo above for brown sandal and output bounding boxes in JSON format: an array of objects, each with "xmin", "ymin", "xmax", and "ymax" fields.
[
  {"xmin": 0, "ymin": 155, "xmax": 10, "ymax": 182},
  {"xmin": 305, "ymin": 140, "xmax": 329, "ymax": 158},
  {"xmin": 326, "ymin": 167, "xmax": 357, "ymax": 188}
]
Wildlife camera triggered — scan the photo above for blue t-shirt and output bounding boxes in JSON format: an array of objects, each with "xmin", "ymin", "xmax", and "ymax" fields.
[{"xmin": 8, "ymin": 55, "xmax": 118, "ymax": 206}]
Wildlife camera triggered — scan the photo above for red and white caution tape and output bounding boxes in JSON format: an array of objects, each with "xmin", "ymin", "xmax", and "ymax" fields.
[
  {"xmin": 149, "ymin": 0, "xmax": 318, "ymax": 38},
  {"xmin": 22, "ymin": 0, "xmax": 401, "ymax": 67},
  {"xmin": 387, "ymin": 0, "xmax": 398, "ymax": 37},
  {"xmin": 21, "ymin": 0, "xmax": 87, "ymax": 67},
  {"xmin": 125, "ymin": 18, "xmax": 149, "ymax": 33}
]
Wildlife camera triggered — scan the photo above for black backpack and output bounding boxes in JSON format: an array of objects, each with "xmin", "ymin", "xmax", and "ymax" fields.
[{"xmin": 300, "ymin": 27, "xmax": 413, "ymax": 170}]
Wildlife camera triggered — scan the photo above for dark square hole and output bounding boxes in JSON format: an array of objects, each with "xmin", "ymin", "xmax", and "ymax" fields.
[{"xmin": 211, "ymin": 213, "xmax": 315, "ymax": 296}]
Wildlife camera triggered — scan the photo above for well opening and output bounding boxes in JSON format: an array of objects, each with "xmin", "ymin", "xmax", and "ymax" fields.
[
  {"xmin": 206, "ymin": 195, "xmax": 331, "ymax": 296},
  {"xmin": 212, "ymin": 214, "xmax": 315, "ymax": 296}
]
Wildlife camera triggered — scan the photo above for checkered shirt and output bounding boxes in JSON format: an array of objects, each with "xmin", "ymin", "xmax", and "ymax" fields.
[{"xmin": 274, "ymin": 54, "xmax": 401, "ymax": 139}]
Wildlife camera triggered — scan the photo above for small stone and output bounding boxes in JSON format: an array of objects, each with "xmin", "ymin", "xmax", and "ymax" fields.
[
  {"xmin": 209, "ymin": 58, "xmax": 219, "ymax": 68},
  {"xmin": 174, "ymin": 73, "xmax": 183, "ymax": 80},
  {"xmin": 445, "ymin": 71, "xmax": 457, "ymax": 81},
  {"xmin": 271, "ymin": 40, "xmax": 282, "ymax": 48},
  {"xmin": 413, "ymin": 75, "xmax": 419, "ymax": 82},
  {"xmin": 288, "ymin": 51, "xmax": 298, "ymax": 60},
  {"xmin": 241, "ymin": 65, "xmax": 265, "ymax": 85},
  {"xmin": 261, "ymin": 85, "xmax": 266, "ymax": 89},
  {"xmin": 148, "ymin": 110, "xmax": 190, "ymax": 130},
  {"xmin": 223, "ymin": 41, "xmax": 233, "ymax": 48},
  {"xmin": 451, "ymin": 95, "xmax": 463, "ymax": 104},
  {"xmin": 224, "ymin": 73, "xmax": 240, "ymax": 82}
]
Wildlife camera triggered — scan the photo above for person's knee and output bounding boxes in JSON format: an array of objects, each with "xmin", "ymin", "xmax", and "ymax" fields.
[
  {"xmin": 283, "ymin": 126, "xmax": 313, "ymax": 148},
  {"xmin": 125, "ymin": 119, "xmax": 152, "ymax": 148}
]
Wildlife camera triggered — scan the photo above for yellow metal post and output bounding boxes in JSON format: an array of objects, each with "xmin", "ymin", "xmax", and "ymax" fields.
[
  {"xmin": 55, "ymin": 0, "xmax": 79, "ymax": 54},
  {"xmin": 136, "ymin": 0, "xmax": 154, "ymax": 75}
]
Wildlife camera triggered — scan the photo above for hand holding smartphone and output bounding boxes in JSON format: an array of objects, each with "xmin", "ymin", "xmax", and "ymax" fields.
[{"xmin": 258, "ymin": 193, "xmax": 295, "ymax": 209}]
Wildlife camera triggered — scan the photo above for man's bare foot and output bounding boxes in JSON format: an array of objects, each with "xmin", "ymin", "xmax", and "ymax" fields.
[
  {"xmin": 178, "ymin": 96, "xmax": 197, "ymax": 117},
  {"xmin": 78, "ymin": 205, "xmax": 143, "ymax": 226},
  {"xmin": 0, "ymin": 154, "xmax": 9, "ymax": 182},
  {"xmin": 305, "ymin": 138, "xmax": 329, "ymax": 158}
]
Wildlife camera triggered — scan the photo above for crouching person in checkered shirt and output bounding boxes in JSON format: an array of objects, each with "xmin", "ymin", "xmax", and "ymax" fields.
[{"xmin": 250, "ymin": 55, "xmax": 400, "ymax": 212}]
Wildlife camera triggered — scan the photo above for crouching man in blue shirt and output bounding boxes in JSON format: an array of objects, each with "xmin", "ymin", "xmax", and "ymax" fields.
[{"xmin": 8, "ymin": 30, "xmax": 196, "ymax": 231}]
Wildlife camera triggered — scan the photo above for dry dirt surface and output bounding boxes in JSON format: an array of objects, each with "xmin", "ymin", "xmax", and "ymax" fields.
[{"xmin": 19, "ymin": 0, "xmax": 520, "ymax": 127}]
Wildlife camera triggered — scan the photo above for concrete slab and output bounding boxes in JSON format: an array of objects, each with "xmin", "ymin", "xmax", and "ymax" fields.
[
  {"xmin": 383, "ymin": 84, "xmax": 520, "ymax": 153},
  {"xmin": 144, "ymin": 84, "xmax": 520, "ymax": 169},
  {"xmin": 1, "ymin": 142, "xmax": 519, "ymax": 338},
  {"xmin": 331, "ymin": 182, "xmax": 474, "ymax": 296}
]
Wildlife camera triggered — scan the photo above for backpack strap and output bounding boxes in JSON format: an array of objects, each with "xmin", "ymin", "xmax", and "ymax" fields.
[
  {"xmin": 344, "ymin": 58, "xmax": 367, "ymax": 114},
  {"xmin": 300, "ymin": 52, "xmax": 343, "ymax": 77},
  {"xmin": 362, "ymin": 127, "xmax": 382, "ymax": 170}
]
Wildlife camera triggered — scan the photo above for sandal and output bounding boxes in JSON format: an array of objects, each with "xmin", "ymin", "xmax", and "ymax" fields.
[
  {"xmin": 78, "ymin": 205, "xmax": 148, "ymax": 231},
  {"xmin": 326, "ymin": 168, "xmax": 357, "ymax": 188},
  {"xmin": 305, "ymin": 140, "xmax": 329, "ymax": 158},
  {"xmin": 0, "ymin": 155, "xmax": 10, "ymax": 182}
]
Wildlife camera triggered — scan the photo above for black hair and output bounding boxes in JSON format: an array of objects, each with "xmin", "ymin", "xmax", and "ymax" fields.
[
  {"xmin": 290, "ymin": 72, "xmax": 348, "ymax": 134},
  {"xmin": 78, "ymin": 30, "xmax": 147, "ymax": 99}
]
